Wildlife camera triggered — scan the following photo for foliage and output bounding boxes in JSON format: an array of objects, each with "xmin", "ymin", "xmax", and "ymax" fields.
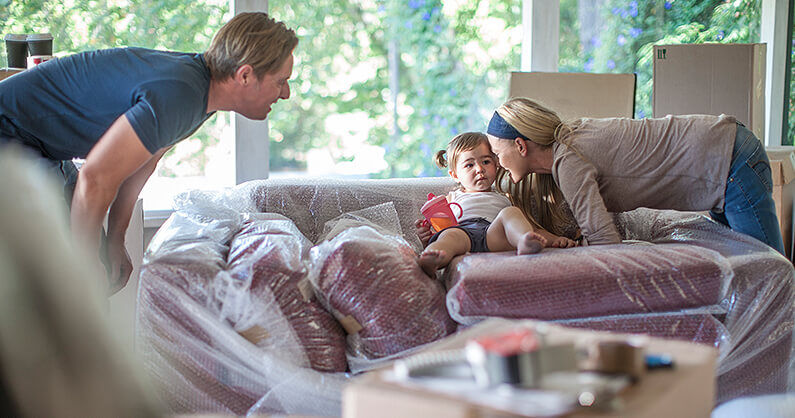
[
  {"xmin": 268, "ymin": 0, "xmax": 520, "ymax": 178},
  {"xmin": 1, "ymin": 0, "xmax": 229, "ymax": 176},
  {"xmin": 791, "ymin": 17, "xmax": 795, "ymax": 145},
  {"xmin": 559, "ymin": 0, "xmax": 762, "ymax": 124},
  {"xmin": 5, "ymin": 0, "xmax": 788, "ymax": 179}
]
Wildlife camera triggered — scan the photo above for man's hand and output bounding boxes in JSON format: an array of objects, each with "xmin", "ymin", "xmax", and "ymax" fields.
[
  {"xmin": 415, "ymin": 218, "xmax": 433, "ymax": 247},
  {"xmin": 106, "ymin": 235, "xmax": 133, "ymax": 295}
]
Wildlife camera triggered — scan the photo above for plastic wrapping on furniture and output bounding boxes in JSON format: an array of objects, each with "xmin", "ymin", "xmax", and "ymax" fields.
[
  {"xmin": 309, "ymin": 225, "xmax": 457, "ymax": 359},
  {"xmin": 445, "ymin": 208, "xmax": 794, "ymax": 403},
  {"xmin": 227, "ymin": 215, "xmax": 348, "ymax": 372}
]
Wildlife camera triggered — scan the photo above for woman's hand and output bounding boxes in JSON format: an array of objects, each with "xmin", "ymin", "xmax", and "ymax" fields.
[{"xmin": 415, "ymin": 218, "xmax": 433, "ymax": 247}]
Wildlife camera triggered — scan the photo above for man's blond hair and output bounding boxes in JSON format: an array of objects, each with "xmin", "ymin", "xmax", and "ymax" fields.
[{"xmin": 205, "ymin": 12, "xmax": 298, "ymax": 81}]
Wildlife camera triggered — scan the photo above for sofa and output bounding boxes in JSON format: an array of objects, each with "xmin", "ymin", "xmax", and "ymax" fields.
[{"xmin": 136, "ymin": 177, "xmax": 795, "ymax": 416}]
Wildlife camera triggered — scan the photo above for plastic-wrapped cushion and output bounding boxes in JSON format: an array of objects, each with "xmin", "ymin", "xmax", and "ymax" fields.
[
  {"xmin": 616, "ymin": 209, "xmax": 794, "ymax": 403},
  {"xmin": 138, "ymin": 269, "xmax": 261, "ymax": 414},
  {"xmin": 563, "ymin": 314, "xmax": 726, "ymax": 346},
  {"xmin": 137, "ymin": 206, "xmax": 347, "ymax": 416},
  {"xmin": 445, "ymin": 207, "xmax": 794, "ymax": 404},
  {"xmin": 446, "ymin": 243, "xmax": 729, "ymax": 322},
  {"xmin": 227, "ymin": 214, "xmax": 348, "ymax": 373},
  {"xmin": 309, "ymin": 225, "xmax": 457, "ymax": 359}
]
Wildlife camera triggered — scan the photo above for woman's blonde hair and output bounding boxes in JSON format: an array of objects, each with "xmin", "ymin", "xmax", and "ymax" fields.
[
  {"xmin": 493, "ymin": 97, "xmax": 574, "ymax": 235},
  {"xmin": 205, "ymin": 12, "xmax": 298, "ymax": 81},
  {"xmin": 434, "ymin": 132, "xmax": 490, "ymax": 173}
]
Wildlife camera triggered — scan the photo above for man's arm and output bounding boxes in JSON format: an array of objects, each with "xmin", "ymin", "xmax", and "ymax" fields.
[
  {"xmin": 70, "ymin": 114, "xmax": 153, "ymax": 289},
  {"xmin": 105, "ymin": 145, "xmax": 170, "ymax": 293}
]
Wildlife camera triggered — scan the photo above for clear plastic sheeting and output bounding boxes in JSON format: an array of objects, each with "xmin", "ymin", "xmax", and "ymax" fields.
[
  {"xmin": 137, "ymin": 177, "xmax": 793, "ymax": 414},
  {"xmin": 226, "ymin": 177, "xmax": 457, "ymax": 250},
  {"xmin": 227, "ymin": 213, "xmax": 348, "ymax": 373},
  {"xmin": 138, "ymin": 196, "xmax": 349, "ymax": 416},
  {"xmin": 445, "ymin": 208, "xmax": 794, "ymax": 404},
  {"xmin": 137, "ymin": 178, "xmax": 456, "ymax": 416},
  {"xmin": 308, "ymin": 221, "xmax": 457, "ymax": 360}
]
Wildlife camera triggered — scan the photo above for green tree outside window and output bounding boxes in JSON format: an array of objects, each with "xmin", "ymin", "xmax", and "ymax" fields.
[{"xmin": 1, "ymin": 0, "xmax": 230, "ymax": 176}]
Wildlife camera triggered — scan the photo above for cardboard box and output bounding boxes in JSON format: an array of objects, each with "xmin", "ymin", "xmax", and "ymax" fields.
[
  {"xmin": 766, "ymin": 146, "xmax": 795, "ymax": 260},
  {"xmin": 653, "ymin": 43, "xmax": 766, "ymax": 142},
  {"xmin": 343, "ymin": 319, "xmax": 717, "ymax": 418},
  {"xmin": 0, "ymin": 68, "xmax": 22, "ymax": 81},
  {"xmin": 509, "ymin": 72, "xmax": 636, "ymax": 121}
]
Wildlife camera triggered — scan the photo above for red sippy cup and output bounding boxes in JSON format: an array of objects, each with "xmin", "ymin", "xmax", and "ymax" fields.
[{"xmin": 420, "ymin": 193, "xmax": 463, "ymax": 232}]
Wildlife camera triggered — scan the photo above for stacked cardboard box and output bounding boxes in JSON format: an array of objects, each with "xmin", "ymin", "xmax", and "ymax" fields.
[
  {"xmin": 510, "ymin": 71, "xmax": 636, "ymax": 120},
  {"xmin": 653, "ymin": 43, "xmax": 766, "ymax": 141},
  {"xmin": 766, "ymin": 147, "xmax": 795, "ymax": 260}
]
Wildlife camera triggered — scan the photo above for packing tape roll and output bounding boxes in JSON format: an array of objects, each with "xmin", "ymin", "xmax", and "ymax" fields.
[{"xmin": 587, "ymin": 340, "xmax": 645, "ymax": 380}]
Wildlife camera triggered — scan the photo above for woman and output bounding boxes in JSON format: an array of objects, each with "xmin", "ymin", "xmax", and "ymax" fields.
[{"xmin": 486, "ymin": 97, "xmax": 785, "ymax": 255}]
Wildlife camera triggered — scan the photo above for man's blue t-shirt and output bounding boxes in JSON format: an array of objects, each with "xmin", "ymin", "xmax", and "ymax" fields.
[{"xmin": 0, "ymin": 47, "xmax": 214, "ymax": 160}]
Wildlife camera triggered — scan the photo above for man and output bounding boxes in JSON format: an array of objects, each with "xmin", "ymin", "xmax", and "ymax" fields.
[{"xmin": 0, "ymin": 12, "xmax": 297, "ymax": 293}]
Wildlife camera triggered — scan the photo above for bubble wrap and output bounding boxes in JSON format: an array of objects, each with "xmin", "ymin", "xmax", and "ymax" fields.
[
  {"xmin": 137, "ymin": 203, "xmax": 347, "ymax": 416},
  {"xmin": 309, "ymin": 224, "xmax": 457, "ymax": 359},
  {"xmin": 136, "ymin": 178, "xmax": 456, "ymax": 415},
  {"xmin": 445, "ymin": 208, "xmax": 794, "ymax": 404},
  {"xmin": 227, "ymin": 214, "xmax": 348, "ymax": 373},
  {"xmin": 136, "ymin": 177, "xmax": 792, "ymax": 412}
]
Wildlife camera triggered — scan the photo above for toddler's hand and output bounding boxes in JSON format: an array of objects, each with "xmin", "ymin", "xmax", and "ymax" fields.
[{"xmin": 415, "ymin": 218, "xmax": 433, "ymax": 247}]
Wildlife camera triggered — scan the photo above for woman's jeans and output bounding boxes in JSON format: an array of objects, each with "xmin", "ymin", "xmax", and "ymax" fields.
[{"xmin": 710, "ymin": 123, "xmax": 786, "ymax": 255}]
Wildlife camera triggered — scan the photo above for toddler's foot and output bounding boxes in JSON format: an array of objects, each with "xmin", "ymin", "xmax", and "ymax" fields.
[
  {"xmin": 517, "ymin": 232, "xmax": 546, "ymax": 255},
  {"xmin": 418, "ymin": 249, "xmax": 446, "ymax": 277}
]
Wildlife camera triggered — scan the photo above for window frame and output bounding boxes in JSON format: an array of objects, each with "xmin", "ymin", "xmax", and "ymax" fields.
[
  {"xmin": 144, "ymin": 0, "xmax": 794, "ymax": 223},
  {"xmin": 761, "ymin": 0, "xmax": 792, "ymax": 146}
]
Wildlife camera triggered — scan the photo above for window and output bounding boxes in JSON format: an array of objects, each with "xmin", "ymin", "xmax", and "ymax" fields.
[
  {"xmin": 7, "ymin": 0, "xmax": 784, "ymax": 213},
  {"xmin": 559, "ymin": 0, "xmax": 761, "ymax": 119},
  {"xmin": 267, "ymin": 0, "xmax": 521, "ymax": 179},
  {"xmin": 1, "ymin": 0, "xmax": 232, "ymax": 212}
]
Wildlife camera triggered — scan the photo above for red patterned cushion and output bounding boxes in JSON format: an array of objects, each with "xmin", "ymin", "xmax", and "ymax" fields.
[
  {"xmin": 447, "ymin": 243, "xmax": 728, "ymax": 321},
  {"xmin": 228, "ymin": 220, "xmax": 348, "ymax": 373},
  {"xmin": 314, "ymin": 228, "xmax": 457, "ymax": 358}
]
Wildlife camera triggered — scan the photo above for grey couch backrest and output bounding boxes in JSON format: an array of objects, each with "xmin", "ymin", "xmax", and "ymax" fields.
[{"xmin": 230, "ymin": 177, "xmax": 458, "ymax": 243}]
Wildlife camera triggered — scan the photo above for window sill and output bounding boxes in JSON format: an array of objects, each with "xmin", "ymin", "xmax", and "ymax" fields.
[{"xmin": 143, "ymin": 209, "xmax": 173, "ymax": 229}]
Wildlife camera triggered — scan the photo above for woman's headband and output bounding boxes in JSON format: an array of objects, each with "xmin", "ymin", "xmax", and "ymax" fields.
[{"xmin": 487, "ymin": 111, "xmax": 530, "ymax": 142}]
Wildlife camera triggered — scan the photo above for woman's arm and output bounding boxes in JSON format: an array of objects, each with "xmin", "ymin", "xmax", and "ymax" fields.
[{"xmin": 554, "ymin": 153, "xmax": 622, "ymax": 245}]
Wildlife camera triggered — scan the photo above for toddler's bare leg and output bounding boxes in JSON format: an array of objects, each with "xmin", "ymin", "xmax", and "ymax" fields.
[
  {"xmin": 487, "ymin": 207, "xmax": 547, "ymax": 254},
  {"xmin": 418, "ymin": 228, "xmax": 470, "ymax": 277}
]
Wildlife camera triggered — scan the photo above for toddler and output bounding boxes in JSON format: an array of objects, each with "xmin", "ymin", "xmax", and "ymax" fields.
[{"xmin": 416, "ymin": 132, "xmax": 576, "ymax": 276}]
